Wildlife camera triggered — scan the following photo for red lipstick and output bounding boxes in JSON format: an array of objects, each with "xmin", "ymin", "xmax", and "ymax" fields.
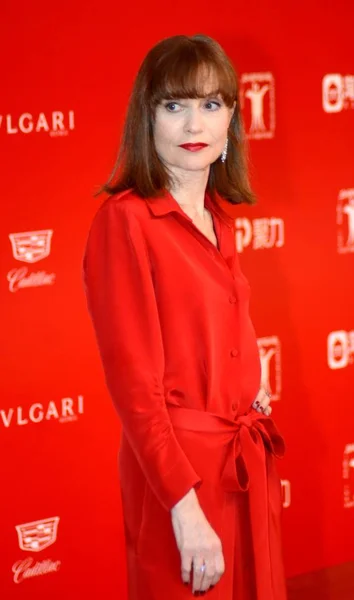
[{"xmin": 179, "ymin": 143, "xmax": 209, "ymax": 152}]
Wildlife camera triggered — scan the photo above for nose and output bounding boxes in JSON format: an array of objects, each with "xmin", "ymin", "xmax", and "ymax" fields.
[{"xmin": 184, "ymin": 106, "xmax": 204, "ymax": 134}]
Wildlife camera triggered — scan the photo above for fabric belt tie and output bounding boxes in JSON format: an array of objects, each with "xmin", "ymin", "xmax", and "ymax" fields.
[
  {"xmin": 167, "ymin": 405, "xmax": 285, "ymax": 492},
  {"xmin": 167, "ymin": 404, "xmax": 287, "ymax": 600}
]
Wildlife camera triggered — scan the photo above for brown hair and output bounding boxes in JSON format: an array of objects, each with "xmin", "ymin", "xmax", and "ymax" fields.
[{"xmin": 96, "ymin": 34, "xmax": 257, "ymax": 206}]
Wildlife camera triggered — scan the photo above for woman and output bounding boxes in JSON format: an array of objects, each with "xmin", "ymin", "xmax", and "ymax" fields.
[{"xmin": 83, "ymin": 34, "xmax": 287, "ymax": 600}]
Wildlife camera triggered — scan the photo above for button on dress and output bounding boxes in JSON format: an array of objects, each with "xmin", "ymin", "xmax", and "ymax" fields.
[{"xmin": 82, "ymin": 187, "xmax": 287, "ymax": 600}]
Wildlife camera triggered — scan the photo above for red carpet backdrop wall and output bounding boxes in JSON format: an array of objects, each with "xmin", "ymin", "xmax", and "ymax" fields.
[{"xmin": 1, "ymin": 1, "xmax": 353, "ymax": 598}]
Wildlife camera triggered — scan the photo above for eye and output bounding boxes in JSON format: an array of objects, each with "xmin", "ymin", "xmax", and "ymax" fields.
[
  {"xmin": 162, "ymin": 99, "xmax": 222, "ymax": 112},
  {"xmin": 164, "ymin": 102, "xmax": 181, "ymax": 112},
  {"xmin": 204, "ymin": 100, "xmax": 222, "ymax": 110}
]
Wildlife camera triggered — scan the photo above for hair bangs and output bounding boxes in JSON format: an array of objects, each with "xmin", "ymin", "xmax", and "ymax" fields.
[{"xmin": 149, "ymin": 48, "xmax": 237, "ymax": 109}]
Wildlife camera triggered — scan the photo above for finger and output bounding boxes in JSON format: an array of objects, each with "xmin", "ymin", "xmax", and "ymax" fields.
[
  {"xmin": 210, "ymin": 549, "xmax": 225, "ymax": 587},
  {"xmin": 262, "ymin": 390, "xmax": 272, "ymax": 410},
  {"xmin": 253, "ymin": 389, "xmax": 271, "ymax": 412},
  {"xmin": 181, "ymin": 552, "xmax": 193, "ymax": 584},
  {"xmin": 251, "ymin": 388, "xmax": 263, "ymax": 409},
  {"xmin": 257, "ymin": 399, "xmax": 271, "ymax": 414},
  {"xmin": 199, "ymin": 557, "xmax": 215, "ymax": 592},
  {"xmin": 264, "ymin": 405, "xmax": 272, "ymax": 416},
  {"xmin": 253, "ymin": 389, "xmax": 270, "ymax": 410},
  {"xmin": 192, "ymin": 558, "xmax": 205, "ymax": 593}
]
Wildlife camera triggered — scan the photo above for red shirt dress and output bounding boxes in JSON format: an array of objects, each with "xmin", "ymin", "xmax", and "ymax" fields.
[{"xmin": 83, "ymin": 188, "xmax": 287, "ymax": 600}]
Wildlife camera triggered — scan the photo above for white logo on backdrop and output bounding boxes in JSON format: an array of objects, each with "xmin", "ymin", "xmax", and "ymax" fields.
[
  {"xmin": 235, "ymin": 217, "xmax": 284, "ymax": 253},
  {"xmin": 7, "ymin": 229, "xmax": 56, "ymax": 292},
  {"xmin": 9, "ymin": 230, "xmax": 53, "ymax": 263},
  {"xmin": 257, "ymin": 336, "xmax": 282, "ymax": 401},
  {"xmin": 281, "ymin": 480, "xmax": 291, "ymax": 508},
  {"xmin": 327, "ymin": 330, "xmax": 354, "ymax": 370},
  {"xmin": 343, "ymin": 443, "xmax": 354, "ymax": 509},
  {"xmin": 337, "ymin": 188, "xmax": 354, "ymax": 254},
  {"xmin": 240, "ymin": 72, "xmax": 276, "ymax": 139},
  {"xmin": 13, "ymin": 517, "xmax": 61, "ymax": 584},
  {"xmin": 12, "ymin": 558, "xmax": 61, "ymax": 584},
  {"xmin": 0, "ymin": 110, "xmax": 75, "ymax": 137},
  {"xmin": 322, "ymin": 74, "xmax": 354, "ymax": 113},
  {"xmin": 0, "ymin": 395, "xmax": 84, "ymax": 428},
  {"xmin": 16, "ymin": 517, "xmax": 60, "ymax": 553}
]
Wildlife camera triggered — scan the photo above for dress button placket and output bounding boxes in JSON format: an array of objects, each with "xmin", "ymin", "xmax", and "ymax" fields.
[{"xmin": 229, "ymin": 288, "xmax": 239, "ymax": 412}]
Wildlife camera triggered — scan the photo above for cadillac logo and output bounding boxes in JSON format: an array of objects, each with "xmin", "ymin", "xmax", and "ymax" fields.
[{"xmin": 15, "ymin": 517, "xmax": 60, "ymax": 552}]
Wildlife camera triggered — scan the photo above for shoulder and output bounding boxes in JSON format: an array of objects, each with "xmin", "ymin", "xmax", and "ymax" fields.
[
  {"xmin": 96, "ymin": 188, "xmax": 150, "ymax": 222},
  {"xmin": 86, "ymin": 189, "xmax": 152, "ymax": 249}
]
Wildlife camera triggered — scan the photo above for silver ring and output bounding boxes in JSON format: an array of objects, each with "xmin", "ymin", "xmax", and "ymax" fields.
[{"xmin": 199, "ymin": 565, "xmax": 206, "ymax": 573}]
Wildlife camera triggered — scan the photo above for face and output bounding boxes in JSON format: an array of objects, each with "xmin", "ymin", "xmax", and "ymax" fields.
[{"xmin": 153, "ymin": 75, "xmax": 235, "ymax": 177}]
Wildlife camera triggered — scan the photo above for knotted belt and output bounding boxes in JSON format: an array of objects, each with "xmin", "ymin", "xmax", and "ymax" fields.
[
  {"xmin": 167, "ymin": 405, "xmax": 285, "ymax": 492},
  {"xmin": 167, "ymin": 405, "xmax": 287, "ymax": 600}
]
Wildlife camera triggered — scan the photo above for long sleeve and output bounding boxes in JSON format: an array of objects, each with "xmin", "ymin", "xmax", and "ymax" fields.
[{"xmin": 82, "ymin": 200, "xmax": 202, "ymax": 511}]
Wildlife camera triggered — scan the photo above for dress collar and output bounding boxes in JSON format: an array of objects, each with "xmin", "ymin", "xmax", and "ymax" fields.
[{"xmin": 145, "ymin": 188, "xmax": 234, "ymax": 228}]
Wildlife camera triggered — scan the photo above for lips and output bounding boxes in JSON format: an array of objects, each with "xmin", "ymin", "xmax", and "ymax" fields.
[{"xmin": 179, "ymin": 143, "xmax": 209, "ymax": 151}]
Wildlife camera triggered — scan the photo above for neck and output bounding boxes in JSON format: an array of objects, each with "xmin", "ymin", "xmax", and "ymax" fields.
[{"xmin": 167, "ymin": 166, "xmax": 210, "ymax": 220}]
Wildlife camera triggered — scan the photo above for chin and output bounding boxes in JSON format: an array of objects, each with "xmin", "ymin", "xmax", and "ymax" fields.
[{"xmin": 179, "ymin": 158, "xmax": 215, "ymax": 171}]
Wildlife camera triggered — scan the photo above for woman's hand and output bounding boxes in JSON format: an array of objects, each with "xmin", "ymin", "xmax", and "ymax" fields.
[
  {"xmin": 171, "ymin": 488, "xmax": 225, "ymax": 594},
  {"xmin": 252, "ymin": 387, "xmax": 273, "ymax": 416}
]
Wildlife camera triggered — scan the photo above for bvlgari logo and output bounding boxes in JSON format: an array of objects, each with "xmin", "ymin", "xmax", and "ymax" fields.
[
  {"xmin": 7, "ymin": 229, "xmax": 56, "ymax": 292},
  {"xmin": 0, "ymin": 395, "xmax": 84, "ymax": 428},
  {"xmin": 0, "ymin": 110, "xmax": 75, "ymax": 137}
]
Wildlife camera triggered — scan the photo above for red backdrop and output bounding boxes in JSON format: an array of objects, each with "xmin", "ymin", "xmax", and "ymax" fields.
[{"xmin": 1, "ymin": 1, "xmax": 353, "ymax": 597}]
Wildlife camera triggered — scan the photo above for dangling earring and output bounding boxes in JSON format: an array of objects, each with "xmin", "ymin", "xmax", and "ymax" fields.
[{"xmin": 221, "ymin": 138, "xmax": 228, "ymax": 163}]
